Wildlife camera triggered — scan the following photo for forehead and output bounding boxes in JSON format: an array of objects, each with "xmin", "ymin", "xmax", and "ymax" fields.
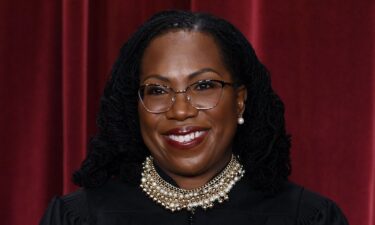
[{"xmin": 140, "ymin": 30, "xmax": 230, "ymax": 83}]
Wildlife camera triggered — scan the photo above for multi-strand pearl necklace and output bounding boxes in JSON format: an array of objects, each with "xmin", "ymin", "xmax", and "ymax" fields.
[{"xmin": 140, "ymin": 155, "xmax": 245, "ymax": 212}]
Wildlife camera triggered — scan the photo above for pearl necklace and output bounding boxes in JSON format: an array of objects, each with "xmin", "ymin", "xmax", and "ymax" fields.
[{"xmin": 140, "ymin": 155, "xmax": 245, "ymax": 212}]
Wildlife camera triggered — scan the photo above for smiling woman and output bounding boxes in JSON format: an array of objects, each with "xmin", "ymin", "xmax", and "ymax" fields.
[{"xmin": 40, "ymin": 10, "xmax": 349, "ymax": 225}]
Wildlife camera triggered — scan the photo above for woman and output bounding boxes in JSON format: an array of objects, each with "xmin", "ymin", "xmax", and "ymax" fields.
[{"xmin": 40, "ymin": 10, "xmax": 349, "ymax": 225}]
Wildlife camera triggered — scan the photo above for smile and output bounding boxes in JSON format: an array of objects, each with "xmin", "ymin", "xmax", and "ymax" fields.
[
  {"xmin": 163, "ymin": 127, "xmax": 209, "ymax": 149},
  {"xmin": 167, "ymin": 131, "xmax": 205, "ymax": 143}
]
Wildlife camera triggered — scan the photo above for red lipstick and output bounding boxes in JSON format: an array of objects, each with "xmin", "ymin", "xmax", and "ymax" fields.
[{"xmin": 163, "ymin": 126, "xmax": 209, "ymax": 150}]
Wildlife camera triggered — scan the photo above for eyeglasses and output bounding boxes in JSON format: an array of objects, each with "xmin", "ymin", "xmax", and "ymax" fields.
[{"xmin": 138, "ymin": 79, "xmax": 235, "ymax": 113}]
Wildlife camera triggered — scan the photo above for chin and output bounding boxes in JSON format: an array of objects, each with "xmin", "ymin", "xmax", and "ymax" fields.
[{"xmin": 159, "ymin": 156, "xmax": 206, "ymax": 175}]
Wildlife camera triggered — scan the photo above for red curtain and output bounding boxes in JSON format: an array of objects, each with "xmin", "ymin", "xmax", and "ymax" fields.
[{"xmin": 1, "ymin": 1, "xmax": 373, "ymax": 225}]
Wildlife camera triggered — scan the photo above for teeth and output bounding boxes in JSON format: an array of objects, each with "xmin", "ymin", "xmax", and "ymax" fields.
[{"xmin": 168, "ymin": 131, "xmax": 205, "ymax": 143}]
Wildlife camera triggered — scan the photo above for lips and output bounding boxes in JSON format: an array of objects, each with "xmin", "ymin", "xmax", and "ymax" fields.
[{"xmin": 162, "ymin": 126, "xmax": 209, "ymax": 149}]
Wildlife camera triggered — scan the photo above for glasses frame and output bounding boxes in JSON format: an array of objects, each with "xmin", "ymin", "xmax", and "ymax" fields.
[{"xmin": 138, "ymin": 79, "xmax": 235, "ymax": 114}]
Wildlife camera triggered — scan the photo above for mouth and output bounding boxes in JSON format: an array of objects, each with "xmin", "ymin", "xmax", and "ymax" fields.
[{"xmin": 162, "ymin": 126, "xmax": 209, "ymax": 149}]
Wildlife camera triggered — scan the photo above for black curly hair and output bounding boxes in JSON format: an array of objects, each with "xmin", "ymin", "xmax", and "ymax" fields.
[{"xmin": 73, "ymin": 10, "xmax": 291, "ymax": 193}]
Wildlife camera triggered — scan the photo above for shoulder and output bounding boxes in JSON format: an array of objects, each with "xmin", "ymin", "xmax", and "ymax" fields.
[
  {"xmin": 61, "ymin": 189, "xmax": 88, "ymax": 212},
  {"xmin": 282, "ymin": 182, "xmax": 349, "ymax": 225},
  {"xmin": 40, "ymin": 179, "xmax": 139, "ymax": 225},
  {"xmin": 84, "ymin": 178, "xmax": 148, "ymax": 211},
  {"xmin": 39, "ymin": 189, "xmax": 89, "ymax": 225}
]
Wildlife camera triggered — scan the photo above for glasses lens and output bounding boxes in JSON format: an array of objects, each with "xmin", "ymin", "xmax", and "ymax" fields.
[
  {"xmin": 139, "ymin": 85, "xmax": 172, "ymax": 113},
  {"xmin": 189, "ymin": 80, "xmax": 223, "ymax": 109}
]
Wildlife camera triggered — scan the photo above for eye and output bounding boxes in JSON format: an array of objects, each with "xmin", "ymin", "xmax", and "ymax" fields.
[
  {"xmin": 193, "ymin": 80, "xmax": 220, "ymax": 91},
  {"xmin": 145, "ymin": 85, "xmax": 169, "ymax": 96}
]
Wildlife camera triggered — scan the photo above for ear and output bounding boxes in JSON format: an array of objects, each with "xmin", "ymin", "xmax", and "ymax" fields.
[{"xmin": 235, "ymin": 85, "xmax": 247, "ymax": 116}]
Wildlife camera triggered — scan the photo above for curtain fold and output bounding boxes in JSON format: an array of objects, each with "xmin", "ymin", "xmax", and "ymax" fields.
[
  {"xmin": 370, "ymin": 26, "xmax": 375, "ymax": 225},
  {"xmin": 0, "ymin": 1, "xmax": 373, "ymax": 225},
  {"xmin": 61, "ymin": 0, "xmax": 90, "ymax": 193},
  {"xmin": 0, "ymin": 1, "xmax": 64, "ymax": 224}
]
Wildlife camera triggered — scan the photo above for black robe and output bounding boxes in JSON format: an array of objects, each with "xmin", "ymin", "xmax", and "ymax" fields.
[{"xmin": 40, "ymin": 174, "xmax": 349, "ymax": 225}]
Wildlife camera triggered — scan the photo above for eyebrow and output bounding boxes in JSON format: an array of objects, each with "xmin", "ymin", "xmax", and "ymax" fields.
[{"xmin": 142, "ymin": 68, "xmax": 223, "ymax": 83}]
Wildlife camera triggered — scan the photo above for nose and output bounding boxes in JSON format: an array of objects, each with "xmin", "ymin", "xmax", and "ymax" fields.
[{"xmin": 165, "ymin": 93, "xmax": 198, "ymax": 121}]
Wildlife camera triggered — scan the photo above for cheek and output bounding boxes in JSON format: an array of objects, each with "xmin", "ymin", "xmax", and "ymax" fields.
[
  {"xmin": 209, "ymin": 94, "xmax": 238, "ymax": 136},
  {"xmin": 138, "ymin": 104, "xmax": 161, "ymax": 147}
]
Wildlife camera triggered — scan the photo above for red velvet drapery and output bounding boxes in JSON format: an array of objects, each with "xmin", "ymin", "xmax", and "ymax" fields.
[{"xmin": 1, "ymin": 1, "xmax": 374, "ymax": 225}]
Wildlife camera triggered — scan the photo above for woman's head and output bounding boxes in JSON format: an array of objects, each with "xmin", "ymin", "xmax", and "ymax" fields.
[
  {"xmin": 138, "ymin": 30, "xmax": 247, "ymax": 188},
  {"xmin": 73, "ymin": 10, "xmax": 291, "ymax": 193}
]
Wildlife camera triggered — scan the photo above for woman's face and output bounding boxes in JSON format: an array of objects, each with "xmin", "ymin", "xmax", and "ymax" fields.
[{"xmin": 138, "ymin": 31, "xmax": 246, "ymax": 188}]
